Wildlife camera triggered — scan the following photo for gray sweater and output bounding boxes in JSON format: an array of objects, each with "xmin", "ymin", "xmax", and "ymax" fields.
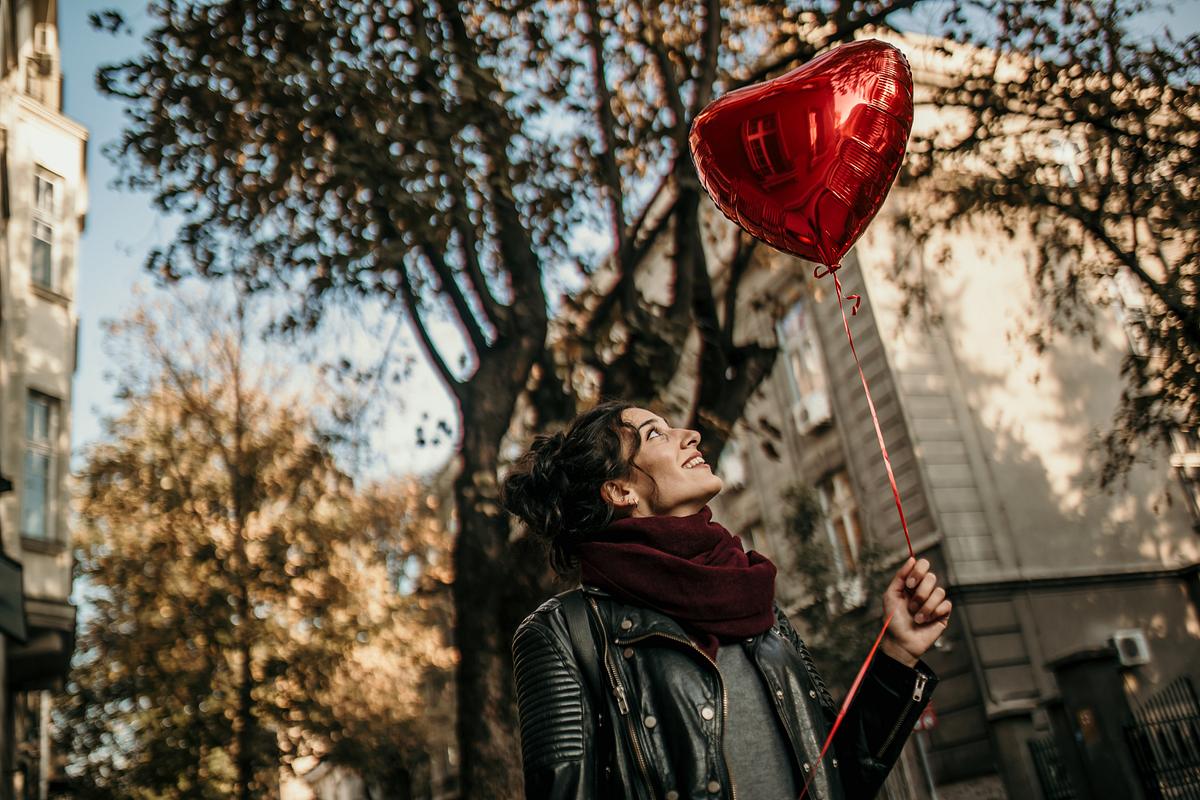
[{"xmin": 717, "ymin": 643, "xmax": 801, "ymax": 799}]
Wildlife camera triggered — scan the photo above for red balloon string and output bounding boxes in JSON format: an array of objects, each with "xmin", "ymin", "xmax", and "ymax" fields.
[
  {"xmin": 795, "ymin": 262, "xmax": 916, "ymax": 800},
  {"xmin": 820, "ymin": 263, "xmax": 913, "ymax": 557},
  {"xmin": 796, "ymin": 610, "xmax": 896, "ymax": 800}
]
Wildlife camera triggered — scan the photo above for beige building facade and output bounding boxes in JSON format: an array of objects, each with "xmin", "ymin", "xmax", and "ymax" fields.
[
  {"xmin": 0, "ymin": 2, "xmax": 85, "ymax": 798},
  {"xmin": 700, "ymin": 37, "xmax": 1200, "ymax": 800}
]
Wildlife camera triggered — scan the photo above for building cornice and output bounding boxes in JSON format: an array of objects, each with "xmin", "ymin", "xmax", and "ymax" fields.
[
  {"xmin": 14, "ymin": 92, "xmax": 87, "ymax": 140},
  {"xmin": 949, "ymin": 561, "xmax": 1200, "ymax": 596}
]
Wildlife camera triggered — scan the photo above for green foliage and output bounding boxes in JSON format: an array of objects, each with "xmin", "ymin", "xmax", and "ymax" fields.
[
  {"xmin": 55, "ymin": 296, "xmax": 453, "ymax": 799},
  {"xmin": 781, "ymin": 486, "xmax": 891, "ymax": 694}
]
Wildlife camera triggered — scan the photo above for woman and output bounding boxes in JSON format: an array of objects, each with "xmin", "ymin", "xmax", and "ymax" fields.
[{"xmin": 503, "ymin": 401, "xmax": 950, "ymax": 800}]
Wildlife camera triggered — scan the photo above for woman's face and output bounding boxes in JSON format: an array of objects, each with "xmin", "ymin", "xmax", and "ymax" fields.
[{"xmin": 604, "ymin": 407, "xmax": 723, "ymax": 517}]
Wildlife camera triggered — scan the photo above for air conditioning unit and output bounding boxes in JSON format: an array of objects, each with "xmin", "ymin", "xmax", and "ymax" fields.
[
  {"xmin": 790, "ymin": 392, "xmax": 831, "ymax": 436},
  {"xmin": 1111, "ymin": 629, "xmax": 1151, "ymax": 667},
  {"xmin": 31, "ymin": 23, "xmax": 55, "ymax": 75}
]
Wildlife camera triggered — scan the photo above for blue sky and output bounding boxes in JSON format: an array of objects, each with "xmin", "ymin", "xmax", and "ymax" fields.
[{"xmin": 60, "ymin": 1, "xmax": 1200, "ymax": 476}]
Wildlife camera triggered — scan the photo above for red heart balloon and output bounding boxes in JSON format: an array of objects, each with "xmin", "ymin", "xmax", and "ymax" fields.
[{"xmin": 689, "ymin": 39, "xmax": 914, "ymax": 266}]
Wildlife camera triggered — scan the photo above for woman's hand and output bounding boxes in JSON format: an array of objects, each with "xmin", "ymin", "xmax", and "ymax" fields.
[{"xmin": 878, "ymin": 557, "xmax": 951, "ymax": 667}]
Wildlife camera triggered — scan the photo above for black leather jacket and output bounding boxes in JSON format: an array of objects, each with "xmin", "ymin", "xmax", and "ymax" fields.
[{"xmin": 513, "ymin": 586, "xmax": 935, "ymax": 800}]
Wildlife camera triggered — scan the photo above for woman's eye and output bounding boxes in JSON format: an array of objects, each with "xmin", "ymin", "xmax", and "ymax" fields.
[{"xmin": 647, "ymin": 428, "xmax": 664, "ymax": 439}]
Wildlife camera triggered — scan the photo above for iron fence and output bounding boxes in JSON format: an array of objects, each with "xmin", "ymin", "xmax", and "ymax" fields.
[
  {"xmin": 1028, "ymin": 734, "xmax": 1077, "ymax": 800},
  {"xmin": 1125, "ymin": 676, "xmax": 1200, "ymax": 799}
]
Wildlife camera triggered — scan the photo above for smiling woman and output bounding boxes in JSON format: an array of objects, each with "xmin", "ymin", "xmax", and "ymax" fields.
[{"xmin": 502, "ymin": 400, "xmax": 951, "ymax": 800}]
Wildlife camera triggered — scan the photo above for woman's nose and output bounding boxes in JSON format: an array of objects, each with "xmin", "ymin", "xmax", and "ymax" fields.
[{"xmin": 681, "ymin": 428, "xmax": 701, "ymax": 448}]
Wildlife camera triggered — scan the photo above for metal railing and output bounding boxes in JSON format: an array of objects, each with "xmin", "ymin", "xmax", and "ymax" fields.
[
  {"xmin": 1125, "ymin": 676, "xmax": 1200, "ymax": 799},
  {"xmin": 1028, "ymin": 734, "xmax": 1077, "ymax": 800}
]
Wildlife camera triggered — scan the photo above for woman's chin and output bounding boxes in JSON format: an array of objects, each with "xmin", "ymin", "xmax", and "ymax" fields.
[{"xmin": 702, "ymin": 476, "xmax": 724, "ymax": 500}]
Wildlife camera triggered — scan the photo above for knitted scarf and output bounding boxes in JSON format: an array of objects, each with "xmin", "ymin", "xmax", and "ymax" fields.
[{"xmin": 576, "ymin": 506, "xmax": 777, "ymax": 660}]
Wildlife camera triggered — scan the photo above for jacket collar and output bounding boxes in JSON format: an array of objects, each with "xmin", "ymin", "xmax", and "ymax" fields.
[{"xmin": 580, "ymin": 584, "xmax": 710, "ymax": 646}]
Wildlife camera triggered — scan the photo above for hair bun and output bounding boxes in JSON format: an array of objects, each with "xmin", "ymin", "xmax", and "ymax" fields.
[
  {"xmin": 501, "ymin": 401, "xmax": 635, "ymax": 576},
  {"xmin": 530, "ymin": 431, "xmax": 569, "ymax": 488}
]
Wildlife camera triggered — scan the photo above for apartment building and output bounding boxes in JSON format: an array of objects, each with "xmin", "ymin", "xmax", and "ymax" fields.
[
  {"xmin": 705, "ymin": 40, "xmax": 1200, "ymax": 800},
  {"xmin": 0, "ymin": 3, "xmax": 86, "ymax": 799}
]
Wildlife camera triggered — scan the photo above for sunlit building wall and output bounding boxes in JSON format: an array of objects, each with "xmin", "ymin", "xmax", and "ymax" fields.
[{"xmin": 0, "ymin": 2, "xmax": 86, "ymax": 798}]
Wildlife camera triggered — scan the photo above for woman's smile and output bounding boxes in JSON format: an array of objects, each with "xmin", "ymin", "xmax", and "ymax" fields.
[{"xmin": 615, "ymin": 407, "xmax": 724, "ymax": 517}]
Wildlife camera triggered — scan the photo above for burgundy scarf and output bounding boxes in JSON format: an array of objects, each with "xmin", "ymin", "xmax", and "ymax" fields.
[{"xmin": 576, "ymin": 507, "xmax": 777, "ymax": 660}]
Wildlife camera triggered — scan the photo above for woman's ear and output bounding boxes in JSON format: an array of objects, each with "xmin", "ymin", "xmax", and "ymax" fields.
[{"xmin": 601, "ymin": 479, "xmax": 639, "ymax": 512}]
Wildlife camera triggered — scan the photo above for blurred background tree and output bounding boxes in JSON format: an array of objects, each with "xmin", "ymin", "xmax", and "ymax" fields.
[
  {"xmin": 56, "ymin": 294, "xmax": 454, "ymax": 799},
  {"xmin": 87, "ymin": 0, "xmax": 1196, "ymax": 792},
  {"xmin": 901, "ymin": 0, "xmax": 1199, "ymax": 488},
  {"xmin": 780, "ymin": 486, "xmax": 892, "ymax": 695}
]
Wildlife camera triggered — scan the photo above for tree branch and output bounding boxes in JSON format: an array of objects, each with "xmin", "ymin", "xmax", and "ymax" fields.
[
  {"xmin": 1070, "ymin": 207, "xmax": 1198, "ymax": 342},
  {"xmin": 640, "ymin": 13, "xmax": 688, "ymax": 144},
  {"xmin": 584, "ymin": 0, "xmax": 628, "ymax": 269},
  {"xmin": 453, "ymin": 208, "xmax": 507, "ymax": 339},
  {"xmin": 434, "ymin": 0, "xmax": 545, "ymax": 303},
  {"xmin": 425, "ymin": 95, "xmax": 506, "ymax": 339},
  {"xmin": 721, "ymin": 233, "xmax": 759, "ymax": 353},
  {"xmin": 736, "ymin": 0, "xmax": 924, "ymax": 89},
  {"xmin": 821, "ymin": 0, "xmax": 924, "ymax": 47},
  {"xmin": 735, "ymin": 40, "xmax": 821, "ymax": 89},
  {"xmin": 418, "ymin": 241, "xmax": 490, "ymax": 359},
  {"xmin": 692, "ymin": 0, "xmax": 723, "ymax": 114},
  {"xmin": 669, "ymin": 184, "xmax": 702, "ymax": 322},
  {"xmin": 584, "ymin": 181, "xmax": 679, "ymax": 339},
  {"xmin": 392, "ymin": 256, "xmax": 463, "ymax": 402}
]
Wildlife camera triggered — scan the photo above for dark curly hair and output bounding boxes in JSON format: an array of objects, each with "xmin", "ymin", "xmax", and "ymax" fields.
[{"xmin": 502, "ymin": 400, "xmax": 649, "ymax": 575}]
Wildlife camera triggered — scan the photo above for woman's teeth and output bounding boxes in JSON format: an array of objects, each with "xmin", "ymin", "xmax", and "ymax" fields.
[{"xmin": 683, "ymin": 456, "xmax": 705, "ymax": 469}]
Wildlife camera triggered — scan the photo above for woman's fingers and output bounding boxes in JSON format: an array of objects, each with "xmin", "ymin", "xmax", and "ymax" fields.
[
  {"xmin": 890, "ymin": 557, "xmax": 917, "ymax": 592},
  {"xmin": 904, "ymin": 558, "xmax": 931, "ymax": 590},
  {"xmin": 931, "ymin": 599, "xmax": 953, "ymax": 623},
  {"xmin": 908, "ymin": 571, "xmax": 937, "ymax": 611},
  {"xmin": 915, "ymin": 587, "xmax": 946, "ymax": 623}
]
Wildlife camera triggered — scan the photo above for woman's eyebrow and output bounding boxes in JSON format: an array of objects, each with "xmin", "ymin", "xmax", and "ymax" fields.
[{"xmin": 637, "ymin": 417, "xmax": 668, "ymax": 433}]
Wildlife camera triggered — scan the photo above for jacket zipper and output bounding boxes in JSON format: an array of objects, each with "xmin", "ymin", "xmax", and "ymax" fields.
[
  {"xmin": 615, "ymin": 629, "xmax": 739, "ymax": 800},
  {"xmin": 587, "ymin": 599, "xmax": 655, "ymax": 795},
  {"xmin": 874, "ymin": 672, "xmax": 928, "ymax": 759}
]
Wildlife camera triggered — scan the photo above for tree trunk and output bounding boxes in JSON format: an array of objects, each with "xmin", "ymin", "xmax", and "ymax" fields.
[{"xmin": 452, "ymin": 348, "xmax": 549, "ymax": 797}]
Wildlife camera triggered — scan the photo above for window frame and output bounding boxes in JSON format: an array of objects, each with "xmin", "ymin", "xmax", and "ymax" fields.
[
  {"xmin": 30, "ymin": 169, "xmax": 59, "ymax": 293},
  {"xmin": 777, "ymin": 298, "xmax": 832, "ymax": 436},
  {"xmin": 1169, "ymin": 430, "xmax": 1200, "ymax": 527},
  {"xmin": 818, "ymin": 470, "xmax": 864, "ymax": 576},
  {"xmin": 21, "ymin": 390, "xmax": 59, "ymax": 542}
]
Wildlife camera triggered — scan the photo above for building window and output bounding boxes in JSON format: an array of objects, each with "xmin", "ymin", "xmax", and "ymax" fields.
[
  {"xmin": 1111, "ymin": 270, "xmax": 1199, "ymax": 525},
  {"xmin": 1110, "ymin": 268, "xmax": 1151, "ymax": 358},
  {"xmin": 31, "ymin": 171, "xmax": 57, "ymax": 291},
  {"xmin": 818, "ymin": 471, "xmax": 863, "ymax": 575},
  {"xmin": 22, "ymin": 391, "xmax": 58, "ymax": 540},
  {"xmin": 778, "ymin": 299, "xmax": 831, "ymax": 435},
  {"xmin": 1169, "ymin": 429, "xmax": 1200, "ymax": 526}
]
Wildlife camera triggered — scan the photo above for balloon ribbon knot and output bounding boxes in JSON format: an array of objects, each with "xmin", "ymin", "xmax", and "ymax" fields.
[{"xmin": 812, "ymin": 262, "xmax": 861, "ymax": 315}]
